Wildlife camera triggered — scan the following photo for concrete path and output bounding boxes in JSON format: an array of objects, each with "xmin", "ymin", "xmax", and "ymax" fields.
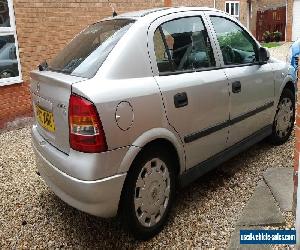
[
  {"xmin": 228, "ymin": 168, "xmax": 293, "ymax": 250},
  {"xmin": 263, "ymin": 168, "xmax": 294, "ymax": 212},
  {"xmin": 237, "ymin": 181, "xmax": 285, "ymax": 226}
]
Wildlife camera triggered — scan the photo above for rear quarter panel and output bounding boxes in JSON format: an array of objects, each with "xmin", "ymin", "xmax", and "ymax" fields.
[{"xmin": 72, "ymin": 77, "xmax": 169, "ymax": 150}]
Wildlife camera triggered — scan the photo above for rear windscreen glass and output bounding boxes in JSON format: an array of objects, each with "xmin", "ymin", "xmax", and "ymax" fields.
[{"xmin": 48, "ymin": 19, "xmax": 134, "ymax": 78}]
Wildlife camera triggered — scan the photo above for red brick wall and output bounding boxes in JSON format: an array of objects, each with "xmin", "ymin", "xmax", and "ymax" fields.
[
  {"xmin": 0, "ymin": 82, "xmax": 32, "ymax": 129},
  {"xmin": 286, "ymin": 0, "xmax": 293, "ymax": 42},
  {"xmin": 0, "ymin": 0, "xmax": 164, "ymax": 130},
  {"xmin": 172, "ymin": 0, "xmax": 214, "ymax": 8},
  {"xmin": 0, "ymin": 0, "xmax": 295, "ymax": 130}
]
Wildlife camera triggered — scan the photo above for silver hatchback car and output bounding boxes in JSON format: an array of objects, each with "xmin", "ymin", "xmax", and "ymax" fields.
[{"xmin": 31, "ymin": 7, "xmax": 296, "ymax": 239}]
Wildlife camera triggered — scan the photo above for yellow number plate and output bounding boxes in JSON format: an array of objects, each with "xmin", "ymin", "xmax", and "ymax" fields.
[{"xmin": 36, "ymin": 105, "xmax": 55, "ymax": 132}]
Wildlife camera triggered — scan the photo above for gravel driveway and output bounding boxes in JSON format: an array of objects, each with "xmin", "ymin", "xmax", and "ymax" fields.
[
  {"xmin": 0, "ymin": 124, "xmax": 295, "ymax": 249},
  {"xmin": 0, "ymin": 44, "xmax": 295, "ymax": 249},
  {"xmin": 268, "ymin": 42, "xmax": 292, "ymax": 61}
]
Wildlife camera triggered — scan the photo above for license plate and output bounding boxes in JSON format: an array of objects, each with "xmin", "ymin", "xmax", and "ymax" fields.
[{"xmin": 35, "ymin": 105, "xmax": 55, "ymax": 132}]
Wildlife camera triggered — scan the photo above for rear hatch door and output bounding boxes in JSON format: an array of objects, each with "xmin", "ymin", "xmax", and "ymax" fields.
[{"xmin": 30, "ymin": 70, "xmax": 85, "ymax": 154}]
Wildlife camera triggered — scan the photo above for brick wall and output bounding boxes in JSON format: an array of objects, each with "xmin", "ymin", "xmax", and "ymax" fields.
[
  {"xmin": 172, "ymin": 0, "xmax": 214, "ymax": 8},
  {"xmin": 13, "ymin": 0, "xmax": 163, "ymax": 83},
  {"xmin": 0, "ymin": 0, "xmax": 295, "ymax": 130},
  {"xmin": 0, "ymin": 82, "xmax": 32, "ymax": 129},
  {"xmin": 286, "ymin": 0, "xmax": 293, "ymax": 42},
  {"xmin": 0, "ymin": 0, "xmax": 164, "ymax": 129}
]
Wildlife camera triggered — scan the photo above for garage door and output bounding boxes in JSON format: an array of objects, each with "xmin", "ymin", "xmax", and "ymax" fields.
[{"xmin": 292, "ymin": 0, "xmax": 300, "ymax": 41}]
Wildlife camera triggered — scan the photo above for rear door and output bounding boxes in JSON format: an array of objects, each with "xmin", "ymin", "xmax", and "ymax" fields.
[
  {"xmin": 148, "ymin": 12, "xmax": 230, "ymax": 169},
  {"xmin": 208, "ymin": 14, "xmax": 274, "ymax": 146}
]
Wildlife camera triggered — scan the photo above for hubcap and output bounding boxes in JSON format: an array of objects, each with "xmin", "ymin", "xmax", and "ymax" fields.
[
  {"xmin": 134, "ymin": 158, "xmax": 170, "ymax": 227},
  {"xmin": 274, "ymin": 97, "xmax": 294, "ymax": 138}
]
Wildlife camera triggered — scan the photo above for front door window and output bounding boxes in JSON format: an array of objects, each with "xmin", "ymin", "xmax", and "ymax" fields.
[{"xmin": 210, "ymin": 16, "xmax": 258, "ymax": 65}]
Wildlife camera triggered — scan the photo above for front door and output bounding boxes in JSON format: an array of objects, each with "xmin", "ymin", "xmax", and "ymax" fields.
[
  {"xmin": 149, "ymin": 13, "xmax": 230, "ymax": 169},
  {"xmin": 209, "ymin": 15, "xmax": 275, "ymax": 146}
]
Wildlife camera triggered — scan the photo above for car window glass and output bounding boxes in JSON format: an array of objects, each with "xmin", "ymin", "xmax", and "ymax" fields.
[
  {"xmin": 49, "ymin": 19, "xmax": 134, "ymax": 78},
  {"xmin": 154, "ymin": 17, "xmax": 215, "ymax": 73},
  {"xmin": 153, "ymin": 29, "xmax": 173, "ymax": 72},
  {"xmin": 210, "ymin": 16, "xmax": 258, "ymax": 65}
]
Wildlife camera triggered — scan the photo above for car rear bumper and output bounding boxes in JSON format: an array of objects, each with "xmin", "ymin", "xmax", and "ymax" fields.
[{"xmin": 31, "ymin": 127, "xmax": 126, "ymax": 218}]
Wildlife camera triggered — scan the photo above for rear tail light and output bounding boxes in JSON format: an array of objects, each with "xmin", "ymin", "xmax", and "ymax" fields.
[{"xmin": 69, "ymin": 94, "xmax": 107, "ymax": 153}]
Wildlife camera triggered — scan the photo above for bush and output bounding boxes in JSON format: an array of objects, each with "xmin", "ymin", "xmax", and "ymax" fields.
[
  {"xmin": 218, "ymin": 31, "xmax": 252, "ymax": 50},
  {"xmin": 273, "ymin": 31, "xmax": 282, "ymax": 42},
  {"xmin": 263, "ymin": 31, "xmax": 272, "ymax": 43}
]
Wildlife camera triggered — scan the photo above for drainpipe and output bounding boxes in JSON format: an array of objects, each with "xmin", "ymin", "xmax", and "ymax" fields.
[
  {"xmin": 297, "ymin": 160, "xmax": 300, "ymax": 246},
  {"xmin": 296, "ymin": 57, "xmax": 300, "ymax": 247},
  {"xmin": 214, "ymin": 0, "xmax": 216, "ymax": 9},
  {"xmin": 285, "ymin": 0, "xmax": 288, "ymax": 42}
]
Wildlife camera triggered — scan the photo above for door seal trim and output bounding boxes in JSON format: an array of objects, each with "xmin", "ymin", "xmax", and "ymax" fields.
[
  {"xmin": 184, "ymin": 101, "xmax": 274, "ymax": 143},
  {"xmin": 180, "ymin": 124, "xmax": 272, "ymax": 187}
]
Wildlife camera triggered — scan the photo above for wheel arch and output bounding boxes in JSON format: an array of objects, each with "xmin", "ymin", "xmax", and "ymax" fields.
[
  {"xmin": 117, "ymin": 128, "xmax": 185, "ymax": 176},
  {"xmin": 283, "ymin": 81, "xmax": 296, "ymax": 98},
  {"xmin": 274, "ymin": 76, "xmax": 296, "ymax": 118},
  {"xmin": 279, "ymin": 76, "xmax": 296, "ymax": 101}
]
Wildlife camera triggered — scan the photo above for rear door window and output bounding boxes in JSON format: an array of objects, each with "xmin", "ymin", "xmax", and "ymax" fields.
[
  {"xmin": 153, "ymin": 16, "xmax": 215, "ymax": 74},
  {"xmin": 48, "ymin": 19, "xmax": 134, "ymax": 78}
]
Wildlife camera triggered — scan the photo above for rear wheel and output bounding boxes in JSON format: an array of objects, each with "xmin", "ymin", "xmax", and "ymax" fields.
[
  {"xmin": 120, "ymin": 146, "xmax": 176, "ymax": 240},
  {"xmin": 269, "ymin": 88, "xmax": 295, "ymax": 145}
]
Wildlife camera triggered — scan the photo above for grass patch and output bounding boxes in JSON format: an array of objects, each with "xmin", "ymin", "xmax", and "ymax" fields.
[{"xmin": 261, "ymin": 42, "xmax": 281, "ymax": 48}]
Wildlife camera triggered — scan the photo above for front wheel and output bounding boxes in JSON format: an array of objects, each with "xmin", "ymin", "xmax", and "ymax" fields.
[
  {"xmin": 120, "ymin": 146, "xmax": 176, "ymax": 240},
  {"xmin": 269, "ymin": 88, "xmax": 295, "ymax": 145}
]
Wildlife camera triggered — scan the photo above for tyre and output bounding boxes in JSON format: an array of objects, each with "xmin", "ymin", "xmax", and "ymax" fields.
[
  {"xmin": 120, "ymin": 146, "xmax": 176, "ymax": 240},
  {"xmin": 269, "ymin": 88, "xmax": 295, "ymax": 145}
]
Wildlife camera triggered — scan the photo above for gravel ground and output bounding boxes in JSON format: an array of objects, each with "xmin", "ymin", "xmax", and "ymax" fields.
[
  {"xmin": 0, "ymin": 125, "xmax": 295, "ymax": 249},
  {"xmin": 268, "ymin": 42, "xmax": 292, "ymax": 61}
]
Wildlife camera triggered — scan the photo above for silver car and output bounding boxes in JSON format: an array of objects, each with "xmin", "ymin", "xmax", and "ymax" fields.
[{"xmin": 30, "ymin": 7, "xmax": 296, "ymax": 239}]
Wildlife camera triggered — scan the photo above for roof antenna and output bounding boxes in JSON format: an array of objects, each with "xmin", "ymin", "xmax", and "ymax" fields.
[{"xmin": 108, "ymin": 1, "xmax": 118, "ymax": 17}]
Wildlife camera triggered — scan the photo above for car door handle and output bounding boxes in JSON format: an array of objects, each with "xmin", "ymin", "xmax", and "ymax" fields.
[
  {"xmin": 174, "ymin": 92, "xmax": 188, "ymax": 108},
  {"xmin": 232, "ymin": 81, "xmax": 241, "ymax": 93}
]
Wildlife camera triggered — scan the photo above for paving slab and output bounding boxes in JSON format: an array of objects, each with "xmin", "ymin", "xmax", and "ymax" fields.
[
  {"xmin": 263, "ymin": 167, "xmax": 293, "ymax": 212},
  {"xmin": 237, "ymin": 181, "xmax": 285, "ymax": 226},
  {"xmin": 228, "ymin": 226, "xmax": 272, "ymax": 250}
]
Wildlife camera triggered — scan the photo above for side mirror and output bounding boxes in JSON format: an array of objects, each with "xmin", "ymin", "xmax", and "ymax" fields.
[{"xmin": 258, "ymin": 47, "xmax": 270, "ymax": 64}]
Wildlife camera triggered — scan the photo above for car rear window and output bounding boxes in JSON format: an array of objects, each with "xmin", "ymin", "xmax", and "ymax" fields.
[{"xmin": 48, "ymin": 19, "xmax": 134, "ymax": 78}]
